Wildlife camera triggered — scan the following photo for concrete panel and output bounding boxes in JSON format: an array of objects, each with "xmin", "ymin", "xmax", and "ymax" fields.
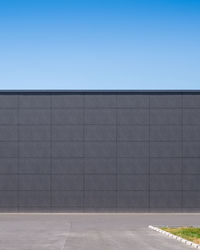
[
  {"xmin": 150, "ymin": 142, "xmax": 181, "ymax": 157},
  {"xmin": 84, "ymin": 191, "xmax": 116, "ymax": 208},
  {"xmin": 85, "ymin": 109, "xmax": 116, "ymax": 124},
  {"xmin": 0, "ymin": 126, "xmax": 17, "ymax": 141},
  {"xmin": 0, "ymin": 110, "xmax": 18, "ymax": 124},
  {"xmin": 0, "ymin": 175, "xmax": 18, "ymax": 190},
  {"xmin": 52, "ymin": 191, "xmax": 83, "ymax": 207},
  {"xmin": 183, "ymin": 142, "xmax": 200, "ymax": 157},
  {"xmin": 118, "ymin": 125, "xmax": 148, "ymax": 141},
  {"xmin": 183, "ymin": 109, "xmax": 200, "ymax": 124},
  {"xmin": 19, "ymin": 109, "xmax": 51, "ymax": 124},
  {"xmin": 150, "ymin": 109, "xmax": 181, "ymax": 124},
  {"xmin": 85, "ymin": 158, "xmax": 116, "ymax": 174},
  {"xmin": 183, "ymin": 175, "xmax": 200, "ymax": 190},
  {"xmin": 52, "ymin": 125, "xmax": 83, "ymax": 141},
  {"xmin": 51, "ymin": 207, "xmax": 83, "ymax": 212},
  {"xmin": 52, "ymin": 94, "xmax": 83, "ymax": 108},
  {"xmin": 19, "ymin": 125, "xmax": 50, "ymax": 141},
  {"xmin": 150, "ymin": 191, "xmax": 181, "ymax": 208},
  {"xmin": 150, "ymin": 175, "xmax": 181, "ymax": 190},
  {"xmin": 85, "ymin": 94, "xmax": 116, "ymax": 108},
  {"xmin": 52, "ymin": 175, "xmax": 83, "ymax": 190},
  {"xmin": 0, "ymin": 142, "xmax": 18, "ymax": 157},
  {"xmin": 150, "ymin": 95, "xmax": 181, "ymax": 108},
  {"xmin": 0, "ymin": 191, "xmax": 18, "ymax": 206},
  {"xmin": 118, "ymin": 109, "xmax": 148, "ymax": 125},
  {"xmin": 85, "ymin": 142, "xmax": 116, "ymax": 157},
  {"xmin": 0, "ymin": 95, "xmax": 18, "ymax": 108},
  {"xmin": 0, "ymin": 158, "xmax": 18, "ymax": 174},
  {"xmin": 183, "ymin": 125, "xmax": 200, "ymax": 141},
  {"xmin": 85, "ymin": 175, "xmax": 116, "ymax": 190},
  {"xmin": 182, "ymin": 158, "xmax": 200, "ymax": 174},
  {"xmin": 182, "ymin": 191, "xmax": 200, "ymax": 207},
  {"xmin": 19, "ymin": 159, "xmax": 51, "ymax": 174},
  {"xmin": 118, "ymin": 94, "xmax": 148, "ymax": 108},
  {"xmin": 118, "ymin": 191, "xmax": 148, "ymax": 208},
  {"xmin": 52, "ymin": 109, "xmax": 83, "ymax": 124},
  {"xmin": 85, "ymin": 125, "xmax": 116, "ymax": 141},
  {"xmin": 18, "ymin": 206, "xmax": 51, "ymax": 212},
  {"xmin": 118, "ymin": 158, "xmax": 148, "ymax": 174},
  {"xmin": 19, "ymin": 175, "xmax": 50, "ymax": 190},
  {"xmin": 183, "ymin": 95, "xmax": 200, "ymax": 107},
  {"xmin": 118, "ymin": 175, "xmax": 147, "ymax": 190},
  {"xmin": 52, "ymin": 142, "xmax": 83, "ymax": 157},
  {"xmin": 150, "ymin": 125, "xmax": 181, "ymax": 141},
  {"xmin": 118, "ymin": 142, "xmax": 148, "ymax": 157},
  {"xmin": 150, "ymin": 158, "xmax": 181, "ymax": 174},
  {"xmin": 19, "ymin": 191, "xmax": 51, "ymax": 206},
  {"xmin": 52, "ymin": 159, "xmax": 84, "ymax": 174},
  {"xmin": 19, "ymin": 95, "xmax": 51, "ymax": 108},
  {"xmin": 19, "ymin": 142, "xmax": 50, "ymax": 157}
]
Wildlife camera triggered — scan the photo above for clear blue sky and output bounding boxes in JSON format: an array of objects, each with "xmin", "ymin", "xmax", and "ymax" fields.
[{"xmin": 0, "ymin": 0, "xmax": 200, "ymax": 90}]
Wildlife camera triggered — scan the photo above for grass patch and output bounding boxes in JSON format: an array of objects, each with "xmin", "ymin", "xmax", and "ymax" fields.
[{"xmin": 161, "ymin": 227, "xmax": 200, "ymax": 244}]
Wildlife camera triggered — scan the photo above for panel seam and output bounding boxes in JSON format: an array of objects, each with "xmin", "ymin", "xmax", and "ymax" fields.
[
  {"xmin": 83, "ymin": 94, "xmax": 86, "ymax": 212},
  {"xmin": 181, "ymin": 93, "xmax": 183, "ymax": 211},
  {"xmin": 148, "ymin": 95, "xmax": 150, "ymax": 211},
  {"xmin": 17, "ymin": 94, "xmax": 20, "ymax": 212},
  {"xmin": 50, "ymin": 93, "xmax": 53, "ymax": 210},
  {"xmin": 116, "ymin": 94, "xmax": 118, "ymax": 211}
]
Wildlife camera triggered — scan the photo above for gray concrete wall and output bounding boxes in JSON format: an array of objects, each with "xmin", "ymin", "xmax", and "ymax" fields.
[{"xmin": 0, "ymin": 91, "xmax": 199, "ymax": 212}]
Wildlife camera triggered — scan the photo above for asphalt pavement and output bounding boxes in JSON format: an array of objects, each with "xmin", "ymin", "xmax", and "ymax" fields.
[{"xmin": 0, "ymin": 213, "xmax": 199, "ymax": 250}]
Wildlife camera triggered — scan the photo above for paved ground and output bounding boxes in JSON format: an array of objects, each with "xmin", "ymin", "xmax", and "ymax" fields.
[{"xmin": 0, "ymin": 213, "xmax": 199, "ymax": 250}]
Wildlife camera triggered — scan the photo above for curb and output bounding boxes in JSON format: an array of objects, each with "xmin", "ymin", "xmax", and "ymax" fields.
[{"xmin": 148, "ymin": 225, "xmax": 200, "ymax": 249}]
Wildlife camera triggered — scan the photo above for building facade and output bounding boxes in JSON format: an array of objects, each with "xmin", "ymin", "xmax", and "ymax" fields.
[{"xmin": 0, "ymin": 91, "xmax": 199, "ymax": 212}]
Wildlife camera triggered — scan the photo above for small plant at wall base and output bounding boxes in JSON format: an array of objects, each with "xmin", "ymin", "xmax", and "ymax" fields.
[{"xmin": 161, "ymin": 227, "xmax": 200, "ymax": 244}]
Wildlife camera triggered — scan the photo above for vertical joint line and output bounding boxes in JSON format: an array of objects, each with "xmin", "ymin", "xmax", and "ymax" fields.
[
  {"xmin": 148, "ymin": 95, "xmax": 151, "ymax": 211},
  {"xmin": 17, "ymin": 94, "xmax": 20, "ymax": 212},
  {"xmin": 181, "ymin": 93, "xmax": 183, "ymax": 211},
  {"xmin": 83, "ymin": 93, "xmax": 86, "ymax": 212},
  {"xmin": 50, "ymin": 93, "xmax": 53, "ymax": 210}
]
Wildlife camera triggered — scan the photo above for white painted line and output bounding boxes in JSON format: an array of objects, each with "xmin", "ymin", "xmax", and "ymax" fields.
[{"xmin": 148, "ymin": 225, "xmax": 200, "ymax": 249}]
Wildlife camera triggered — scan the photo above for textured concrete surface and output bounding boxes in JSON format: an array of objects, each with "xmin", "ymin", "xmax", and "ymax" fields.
[
  {"xmin": 0, "ymin": 213, "xmax": 199, "ymax": 250},
  {"xmin": 2, "ymin": 92, "xmax": 200, "ymax": 212}
]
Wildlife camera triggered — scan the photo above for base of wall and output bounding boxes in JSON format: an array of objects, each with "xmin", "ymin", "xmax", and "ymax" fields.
[{"xmin": 0, "ymin": 207, "xmax": 200, "ymax": 213}]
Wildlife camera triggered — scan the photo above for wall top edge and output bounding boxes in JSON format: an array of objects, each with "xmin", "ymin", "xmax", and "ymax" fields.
[{"xmin": 0, "ymin": 90, "xmax": 200, "ymax": 94}]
